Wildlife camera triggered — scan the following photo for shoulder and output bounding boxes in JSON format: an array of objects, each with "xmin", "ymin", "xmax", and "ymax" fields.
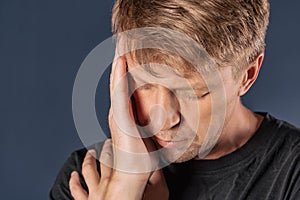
[
  {"xmin": 265, "ymin": 113, "xmax": 300, "ymax": 146},
  {"xmin": 251, "ymin": 113, "xmax": 300, "ymax": 168},
  {"xmin": 265, "ymin": 114, "xmax": 300, "ymax": 198},
  {"xmin": 259, "ymin": 113, "xmax": 300, "ymax": 168}
]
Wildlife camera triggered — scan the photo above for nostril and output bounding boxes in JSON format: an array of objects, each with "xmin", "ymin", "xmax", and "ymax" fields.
[
  {"xmin": 160, "ymin": 111, "xmax": 181, "ymax": 131},
  {"xmin": 170, "ymin": 111, "xmax": 181, "ymax": 128}
]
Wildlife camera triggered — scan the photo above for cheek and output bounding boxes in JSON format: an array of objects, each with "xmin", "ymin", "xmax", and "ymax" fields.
[
  {"xmin": 223, "ymin": 82, "xmax": 240, "ymax": 114},
  {"xmin": 197, "ymin": 97, "xmax": 212, "ymax": 136},
  {"xmin": 180, "ymin": 96, "xmax": 212, "ymax": 142},
  {"xmin": 221, "ymin": 72, "xmax": 240, "ymax": 107}
]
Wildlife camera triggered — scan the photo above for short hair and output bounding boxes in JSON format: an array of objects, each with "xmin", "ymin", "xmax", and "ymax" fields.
[{"xmin": 112, "ymin": 0, "xmax": 270, "ymax": 79}]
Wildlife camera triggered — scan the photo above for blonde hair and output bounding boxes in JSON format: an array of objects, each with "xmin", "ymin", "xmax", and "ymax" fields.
[{"xmin": 112, "ymin": 0, "xmax": 270, "ymax": 79}]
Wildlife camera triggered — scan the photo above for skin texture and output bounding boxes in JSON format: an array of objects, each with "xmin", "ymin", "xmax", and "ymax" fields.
[
  {"xmin": 127, "ymin": 53, "xmax": 265, "ymax": 161},
  {"xmin": 69, "ymin": 57, "xmax": 169, "ymax": 200},
  {"xmin": 69, "ymin": 52, "xmax": 265, "ymax": 199}
]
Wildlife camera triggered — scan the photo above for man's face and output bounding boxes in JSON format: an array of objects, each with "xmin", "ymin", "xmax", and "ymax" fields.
[{"xmin": 126, "ymin": 58, "xmax": 240, "ymax": 163}]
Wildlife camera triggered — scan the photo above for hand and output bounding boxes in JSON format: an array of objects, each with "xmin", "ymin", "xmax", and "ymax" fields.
[
  {"xmin": 69, "ymin": 57, "xmax": 169, "ymax": 199},
  {"xmin": 69, "ymin": 140, "xmax": 169, "ymax": 200}
]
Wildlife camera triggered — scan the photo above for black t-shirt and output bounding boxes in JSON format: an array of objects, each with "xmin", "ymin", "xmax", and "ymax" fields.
[{"xmin": 50, "ymin": 113, "xmax": 300, "ymax": 200}]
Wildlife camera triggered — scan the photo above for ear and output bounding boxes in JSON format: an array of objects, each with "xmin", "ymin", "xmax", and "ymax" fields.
[{"xmin": 239, "ymin": 53, "xmax": 264, "ymax": 96}]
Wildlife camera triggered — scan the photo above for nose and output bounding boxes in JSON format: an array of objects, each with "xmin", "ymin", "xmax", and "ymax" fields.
[{"xmin": 154, "ymin": 86, "xmax": 181, "ymax": 131}]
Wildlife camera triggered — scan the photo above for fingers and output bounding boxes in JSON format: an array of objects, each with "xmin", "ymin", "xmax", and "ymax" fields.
[
  {"xmin": 110, "ymin": 56, "xmax": 140, "ymax": 138},
  {"xmin": 110, "ymin": 56, "xmax": 127, "ymax": 100},
  {"xmin": 111, "ymin": 57, "xmax": 130, "ymax": 115},
  {"xmin": 109, "ymin": 56, "xmax": 156, "ymax": 175},
  {"xmin": 109, "ymin": 58, "xmax": 118, "ymax": 99},
  {"xmin": 99, "ymin": 139, "xmax": 113, "ymax": 182},
  {"xmin": 69, "ymin": 171, "xmax": 88, "ymax": 200},
  {"xmin": 82, "ymin": 149, "xmax": 100, "ymax": 190},
  {"xmin": 110, "ymin": 56, "xmax": 134, "ymax": 128},
  {"xmin": 110, "ymin": 57, "xmax": 140, "ymax": 141}
]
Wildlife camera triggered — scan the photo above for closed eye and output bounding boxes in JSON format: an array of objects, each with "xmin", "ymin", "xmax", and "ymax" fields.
[
  {"xmin": 137, "ymin": 83, "xmax": 154, "ymax": 90},
  {"xmin": 187, "ymin": 92, "xmax": 210, "ymax": 100}
]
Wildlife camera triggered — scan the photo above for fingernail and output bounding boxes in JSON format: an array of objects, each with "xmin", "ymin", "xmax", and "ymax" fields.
[
  {"xmin": 88, "ymin": 149, "xmax": 97, "ymax": 157},
  {"xmin": 71, "ymin": 171, "xmax": 77, "ymax": 177},
  {"xmin": 117, "ymin": 57, "xmax": 122, "ymax": 67},
  {"xmin": 115, "ymin": 60, "xmax": 123, "ymax": 77}
]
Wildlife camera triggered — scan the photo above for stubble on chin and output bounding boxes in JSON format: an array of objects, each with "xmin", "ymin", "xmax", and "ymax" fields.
[{"xmin": 162, "ymin": 145, "xmax": 201, "ymax": 163}]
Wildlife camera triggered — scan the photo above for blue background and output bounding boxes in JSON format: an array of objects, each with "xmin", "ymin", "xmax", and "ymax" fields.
[{"xmin": 1, "ymin": 0, "xmax": 299, "ymax": 199}]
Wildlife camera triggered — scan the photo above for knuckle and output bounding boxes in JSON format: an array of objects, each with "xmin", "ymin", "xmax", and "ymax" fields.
[
  {"xmin": 100, "ymin": 176, "xmax": 111, "ymax": 185},
  {"xmin": 83, "ymin": 157, "xmax": 94, "ymax": 166},
  {"xmin": 69, "ymin": 178, "xmax": 80, "ymax": 193},
  {"xmin": 100, "ymin": 152, "xmax": 113, "ymax": 166},
  {"xmin": 82, "ymin": 160, "xmax": 95, "ymax": 175},
  {"xmin": 69, "ymin": 182, "xmax": 78, "ymax": 192}
]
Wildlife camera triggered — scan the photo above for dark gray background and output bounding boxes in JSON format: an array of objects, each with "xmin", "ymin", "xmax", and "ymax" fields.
[{"xmin": 1, "ymin": 0, "xmax": 299, "ymax": 199}]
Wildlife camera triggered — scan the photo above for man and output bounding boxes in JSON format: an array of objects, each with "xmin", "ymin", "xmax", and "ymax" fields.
[{"xmin": 50, "ymin": 0, "xmax": 300, "ymax": 199}]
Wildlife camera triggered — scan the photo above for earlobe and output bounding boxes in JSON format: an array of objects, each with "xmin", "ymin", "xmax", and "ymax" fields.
[{"xmin": 239, "ymin": 53, "xmax": 264, "ymax": 96}]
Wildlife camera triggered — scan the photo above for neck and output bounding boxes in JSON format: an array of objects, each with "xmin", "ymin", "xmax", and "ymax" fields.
[{"xmin": 198, "ymin": 103, "xmax": 263, "ymax": 160}]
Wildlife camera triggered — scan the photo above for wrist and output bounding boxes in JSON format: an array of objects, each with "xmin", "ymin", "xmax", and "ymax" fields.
[{"xmin": 106, "ymin": 174, "xmax": 148, "ymax": 200}]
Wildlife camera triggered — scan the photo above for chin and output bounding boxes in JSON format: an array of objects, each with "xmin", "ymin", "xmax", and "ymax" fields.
[
  {"xmin": 161, "ymin": 146, "xmax": 200, "ymax": 163},
  {"xmin": 173, "ymin": 156, "xmax": 193, "ymax": 163}
]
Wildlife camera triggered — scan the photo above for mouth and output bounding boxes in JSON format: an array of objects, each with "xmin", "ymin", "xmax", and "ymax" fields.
[{"xmin": 153, "ymin": 136, "xmax": 188, "ymax": 149}]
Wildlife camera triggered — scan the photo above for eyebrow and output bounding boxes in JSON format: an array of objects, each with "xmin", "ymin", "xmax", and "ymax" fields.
[
  {"xmin": 129, "ymin": 71, "xmax": 209, "ymax": 91},
  {"xmin": 142, "ymin": 61, "xmax": 199, "ymax": 78},
  {"xmin": 174, "ymin": 86, "xmax": 209, "ymax": 91}
]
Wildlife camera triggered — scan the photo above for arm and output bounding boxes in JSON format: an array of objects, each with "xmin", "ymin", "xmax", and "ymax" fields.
[{"xmin": 69, "ymin": 57, "xmax": 169, "ymax": 200}]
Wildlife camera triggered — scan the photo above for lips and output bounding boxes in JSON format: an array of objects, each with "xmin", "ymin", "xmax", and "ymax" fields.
[{"xmin": 154, "ymin": 137, "xmax": 188, "ymax": 148}]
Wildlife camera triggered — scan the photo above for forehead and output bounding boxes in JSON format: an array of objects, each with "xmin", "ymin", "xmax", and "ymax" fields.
[
  {"xmin": 126, "ymin": 58, "xmax": 208, "ymax": 90},
  {"xmin": 126, "ymin": 49, "xmax": 204, "ymax": 72},
  {"xmin": 123, "ymin": 49, "xmax": 228, "ymax": 91},
  {"xmin": 126, "ymin": 52, "xmax": 202, "ymax": 76}
]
